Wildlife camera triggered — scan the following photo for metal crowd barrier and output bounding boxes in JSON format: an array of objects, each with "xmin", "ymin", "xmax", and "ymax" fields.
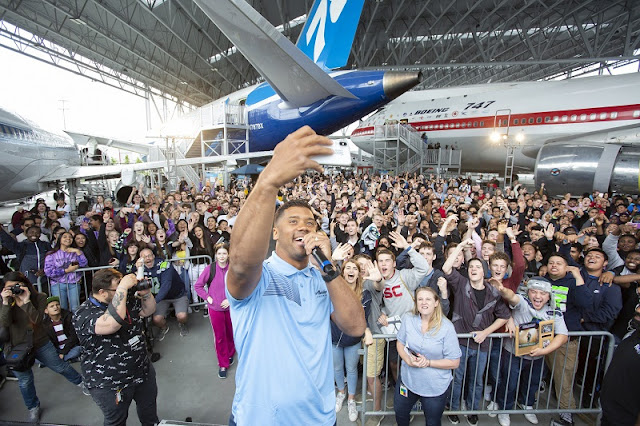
[
  {"xmin": 360, "ymin": 331, "xmax": 615, "ymax": 424},
  {"xmin": 70, "ymin": 254, "xmax": 213, "ymax": 308}
]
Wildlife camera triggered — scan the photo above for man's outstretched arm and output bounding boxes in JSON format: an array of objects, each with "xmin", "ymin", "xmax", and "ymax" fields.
[{"xmin": 227, "ymin": 126, "xmax": 333, "ymax": 300}]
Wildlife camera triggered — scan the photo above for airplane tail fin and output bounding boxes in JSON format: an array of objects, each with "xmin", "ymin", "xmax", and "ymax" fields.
[{"xmin": 296, "ymin": 0, "xmax": 365, "ymax": 70}]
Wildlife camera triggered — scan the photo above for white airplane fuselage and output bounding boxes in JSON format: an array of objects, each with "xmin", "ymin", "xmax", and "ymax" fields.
[
  {"xmin": 351, "ymin": 73, "xmax": 640, "ymax": 173},
  {"xmin": 0, "ymin": 108, "xmax": 79, "ymax": 201}
]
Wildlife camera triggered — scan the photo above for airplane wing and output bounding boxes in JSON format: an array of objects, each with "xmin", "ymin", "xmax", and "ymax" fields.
[
  {"xmin": 38, "ymin": 151, "xmax": 274, "ymax": 183},
  {"xmin": 522, "ymin": 122, "xmax": 640, "ymax": 159},
  {"xmin": 65, "ymin": 131, "xmax": 152, "ymax": 155},
  {"xmin": 194, "ymin": 0, "xmax": 356, "ymax": 107}
]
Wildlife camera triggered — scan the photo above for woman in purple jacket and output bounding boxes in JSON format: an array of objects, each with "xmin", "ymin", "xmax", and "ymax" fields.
[
  {"xmin": 43, "ymin": 232, "xmax": 88, "ymax": 312},
  {"xmin": 194, "ymin": 242, "xmax": 236, "ymax": 379}
]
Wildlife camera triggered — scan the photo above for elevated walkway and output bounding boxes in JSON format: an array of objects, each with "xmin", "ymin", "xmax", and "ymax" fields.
[{"xmin": 367, "ymin": 124, "xmax": 462, "ymax": 176}]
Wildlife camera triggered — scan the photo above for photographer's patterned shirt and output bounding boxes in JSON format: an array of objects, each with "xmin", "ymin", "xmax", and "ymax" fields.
[{"xmin": 73, "ymin": 297, "xmax": 149, "ymax": 390}]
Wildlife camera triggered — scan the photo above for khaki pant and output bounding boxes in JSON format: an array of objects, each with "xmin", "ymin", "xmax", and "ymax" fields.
[{"xmin": 545, "ymin": 338, "xmax": 579, "ymax": 410}]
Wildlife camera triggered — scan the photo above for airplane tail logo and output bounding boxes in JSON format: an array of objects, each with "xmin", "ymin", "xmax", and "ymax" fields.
[{"xmin": 296, "ymin": 0, "xmax": 365, "ymax": 70}]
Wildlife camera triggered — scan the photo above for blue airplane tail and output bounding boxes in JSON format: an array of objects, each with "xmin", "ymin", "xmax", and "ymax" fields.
[{"xmin": 296, "ymin": 0, "xmax": 365, "ymax": 70}]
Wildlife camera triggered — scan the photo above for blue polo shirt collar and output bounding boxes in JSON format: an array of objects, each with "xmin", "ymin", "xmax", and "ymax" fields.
[{"xmin": 267, "ymin": 251, "xmax": 316, "ymax": 278}]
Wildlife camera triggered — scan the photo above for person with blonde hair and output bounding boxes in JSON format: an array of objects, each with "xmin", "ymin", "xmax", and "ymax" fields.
[
  {"xmin": 395, "ymin": 286, "xmax": 461, "ymax": 426},
  {"xmin": 332, "ymin": 259, "xmax": 371, "ymax": 422}
]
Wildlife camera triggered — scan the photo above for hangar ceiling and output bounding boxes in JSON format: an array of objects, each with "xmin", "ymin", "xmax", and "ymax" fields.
[{"xmin": 0, "ymin": 0, "xmax": 638, "ymax": 110}]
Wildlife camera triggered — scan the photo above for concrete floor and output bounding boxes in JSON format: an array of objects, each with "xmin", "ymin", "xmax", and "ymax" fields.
[{"xmin": 0, "ymin": 311, "xmax": 596, "ymax": 425}]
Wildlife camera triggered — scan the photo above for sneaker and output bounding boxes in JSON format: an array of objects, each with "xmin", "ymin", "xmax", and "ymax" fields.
[
  {"xmin": 28, "ymin": 405, "xmax": 41, "ymax": 423},
  {"xmin": 158, "ymin": 326, "xmax": 170, "ymax": 341},
  {"xmin": 193, "ymin": 306, "xmax": 200, "ymax": 312},
  {"xmin": 347, "ymin": 399, "xmax": 358, "ymax": 422},
  {"xmin": 203, "ymin": 309, "xmax": 209, "ymax": 317},
  {"xmin": 218, "ymin": 367, "xmax": 227, "ymax": 379},
  {"xmin": 497, "ymin": 413, "xmax": 510, "ymax": 426},
  {"xmin": 364, "ymin": 415, "xmax": 385, "ymax": 426},
  {"xmin": 78, "ymin": 381, "xmax": 91, "ymax": 396},
  {"xmin": 5, "ymin": 370, "xmax": 17, "ymax": 381},
  {"xmin": 335, "ymin": 391, "xmax": 346, "ymax": 413},
  {"xmin": 447, "ymin": 414, "xmax": 460, "ymax": 424},
  {"xmin": 538, "ymin": 379, "xmax": 546, "ymax": 394},
  {"xmin": 486, "ymin": 400, "xmax": 499, "ymax": 417},
  {"xmin": 484, "ymin": 384, "xmax": 493, "ymax": 401},
  {"xmin": 365, "ymin": 391, "xmax": 373, "ymax": 401},
  {"xmin": 466, "ymin": 414, "xmax": 478, "ymax": 426},
  {"xmin": 519, "ymin": 404, "xmax": 538, "ymax": 424},
  {"xmin": 150, "ymin": 352, "xmax": 161, "ymax": 363},
  {"xmin": 229, "ymin": 355, "xmax": 235, "ymax": 367},
  {"xmin": 179, "ymin": 323, "xmax": 189, "ymax": 336},
  {"xmin": 550, "ymin": 415, "xmax": 574, "ymax": 426}
]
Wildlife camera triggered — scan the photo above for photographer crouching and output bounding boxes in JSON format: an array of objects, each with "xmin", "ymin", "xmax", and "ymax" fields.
[
  {"xmin": 1, "ymin": 271, "xmax": 86, "ymax": 423},
  {"xmin": 73, "ymin": 268, "xmax": 159, "ymax": 426}
]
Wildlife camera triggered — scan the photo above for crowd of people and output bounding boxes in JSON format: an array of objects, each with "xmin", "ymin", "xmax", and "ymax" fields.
[{"xmin": 1, "ymin": 128, "xmax": 639, "ymax": 425}]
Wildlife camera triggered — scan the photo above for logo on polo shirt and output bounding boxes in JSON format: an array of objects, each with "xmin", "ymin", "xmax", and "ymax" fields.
[{"xmin": 316, "ymin": 289, "xmax": 328, "ymax": 297}]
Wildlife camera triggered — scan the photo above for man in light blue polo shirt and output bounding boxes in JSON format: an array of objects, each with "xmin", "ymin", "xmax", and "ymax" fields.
[{"xmin": 226, "ymin": 126, "xmax": 367, "ymax": 426}]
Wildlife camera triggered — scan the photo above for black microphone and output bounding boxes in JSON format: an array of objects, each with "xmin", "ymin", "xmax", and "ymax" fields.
[{"xmin": 311, "ymin": 246, "xmax": 336, "ymax": 275}]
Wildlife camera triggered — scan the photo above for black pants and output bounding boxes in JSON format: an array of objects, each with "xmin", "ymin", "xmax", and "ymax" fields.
[{"xmin": 90, "ymin": 364, "xmax": 159, "ymax": 426}]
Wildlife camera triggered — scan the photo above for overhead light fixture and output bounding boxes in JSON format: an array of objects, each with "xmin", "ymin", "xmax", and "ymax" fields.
[
  {"xmin": 515, "ymin": 132, "xmax": 525, "ymax": 142},
  {"xmin": 179, "ymin": 81, "xmax": 188, "ymax": 85},
  {"xmin": 490, "ymin": 132, "xmax": 501, "ymax": 143}
]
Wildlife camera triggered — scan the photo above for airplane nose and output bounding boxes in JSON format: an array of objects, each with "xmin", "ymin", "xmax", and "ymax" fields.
[{"xmin": 383, "ymin": 71, "xmax": 422, "ymax": 100}]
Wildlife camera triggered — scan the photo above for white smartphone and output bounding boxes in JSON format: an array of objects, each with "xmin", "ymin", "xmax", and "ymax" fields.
[{"xmin": 311, "ymin": 140, "xmax": 352, "ymax": 167}]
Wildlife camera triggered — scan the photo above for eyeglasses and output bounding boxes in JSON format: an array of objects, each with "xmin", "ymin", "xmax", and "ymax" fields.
[{"xmin": 103, "ymin": 288, "xmax": 119, "ymax": 293}]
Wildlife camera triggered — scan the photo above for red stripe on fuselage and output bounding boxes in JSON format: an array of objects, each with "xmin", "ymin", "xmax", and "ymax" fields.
[{"xmin": 351, "ymin": 104, "xmax": 640, "ymax": 136}]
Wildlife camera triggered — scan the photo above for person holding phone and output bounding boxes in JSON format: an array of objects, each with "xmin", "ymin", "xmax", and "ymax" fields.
[
  {"xmin": 44, "ymin": 232, "xmax": 88, "ymax": 312},
  {"xmin": 395, "ymin": 287, "xmax": 461, "ymax": 426},
  {"xmin": 225, "ymin": 126, "xmax": 366, "ymax": 426}
]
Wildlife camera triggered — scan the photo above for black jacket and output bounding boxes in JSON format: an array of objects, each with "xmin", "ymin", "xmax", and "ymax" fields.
[{"xmin": 43, "ymin": 309, "xmax": 79, "ymax": 356}]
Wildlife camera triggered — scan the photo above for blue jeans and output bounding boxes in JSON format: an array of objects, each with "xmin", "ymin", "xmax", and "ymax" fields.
[
  {"xmin": 496, "ymin": 350, "xmax": 544, "ymax": 409},
  {"xmin": 13, "ymin": 341, "xmax": 83, "ymax": 409},
  {"xmin": 486, "ymin": 337, "xmax": 503, "ymax": 391},
  {"xmin": 50, "ymin": 282, "xmax": 80, "ymax": 312},
  {"xmin": 394, "ymin": 383, "xmax": 447, "ymax": 426},
  {"xmin": 63, "ymin": 345, "xmax": 83, "ymax": 362},
  {"xmin": 451, "ymin": 344, "xmax": 488, "ymax": 410},
  {"xmin": 332, "ymin": 342, "xmax": 360, "ymax": 395}
]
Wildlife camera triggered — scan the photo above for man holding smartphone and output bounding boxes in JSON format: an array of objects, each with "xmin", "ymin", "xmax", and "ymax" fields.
[
  {"xmin": 226, "ymin": 126, "xmax": 366, "ymax": 426},
  {"xmin": 73, "ymin": 268, "xmax": 158, "ymax": 426}
]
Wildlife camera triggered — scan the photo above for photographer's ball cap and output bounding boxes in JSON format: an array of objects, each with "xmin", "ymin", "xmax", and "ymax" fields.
[{"xmin": 47, "ymin": 296, "xmax": 60, "ymax": 305}]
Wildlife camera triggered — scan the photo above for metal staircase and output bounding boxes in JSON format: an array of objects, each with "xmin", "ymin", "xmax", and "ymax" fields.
[{"xmin": 368, "ymin": 124, "xmax": 462, "ymax": 176}]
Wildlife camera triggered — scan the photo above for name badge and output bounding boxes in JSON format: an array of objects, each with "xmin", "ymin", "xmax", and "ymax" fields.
[{"xmin": 128, "ymin": 335, "xmax": 142, "ymax": 348}]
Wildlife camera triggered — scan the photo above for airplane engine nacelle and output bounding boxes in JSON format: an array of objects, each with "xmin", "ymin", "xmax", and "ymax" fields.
[
  {"xmin": 535, "ymin": 142, "xmax": 640, "ymax": 195},
  {"xmin": 115, "ymin": 167, "xmax": 138, "ymax": 204}
]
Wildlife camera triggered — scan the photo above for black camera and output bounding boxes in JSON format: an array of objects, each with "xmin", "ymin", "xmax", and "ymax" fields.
[
  {"xmin": 135, "ymin": 279, "xmax": 152, "ymax": 291},
  {"xmin": 10, "ymin": 284, "xmax": 24, "ymax": 295}
]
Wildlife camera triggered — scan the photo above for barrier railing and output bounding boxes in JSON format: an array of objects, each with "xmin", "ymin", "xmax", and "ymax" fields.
[
  {"xmin": 360, "ymin": 331, "xmax": 615, "ymax": 424},
  {"xmin": 68, "ymin": 255, "xmax": 214, "ymax": 308}
]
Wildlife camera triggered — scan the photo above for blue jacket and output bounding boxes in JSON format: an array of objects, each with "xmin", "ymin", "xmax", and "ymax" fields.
[
  {"xmin": 545, "ymin": 271, "xmax": 592, "ymax": 332},
  {"xmin": 142, "ymin": 258, "xmax": 186, "ymax": 303},
  {"xmin": 579, "ymin": 270, "xmax": 622, "ymax": 332}
]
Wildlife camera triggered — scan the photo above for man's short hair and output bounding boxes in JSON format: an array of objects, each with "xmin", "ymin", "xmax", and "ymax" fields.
[
  {"xmin": 585, "ymin": 247, "xmax": 608, "ymax": 261},
  {"xmin": 489, "ymin": 251, "xmax": 511, "ymax": 267},
  {"xmin": 274, "ymin": 199, "xmax": 313, "ymax": 224},
  {"xmin": 547, "ymin": 252, "xmax": 569, "ymax": 264},
  {"xmin": 92, "ymin": 268, "xmax": 123, "ymax": 293},
  {"xmin": 417, "ymin": 241, "xmax": 434, "ymax": 253},
  {"xmin": 91, "ymin": 214, "xmax": 103, "ymax": 223},
  {"xmin": 375, "ymin": 248, "xmax": 396, "ymax": 262},
  {"xmin": 620, "ymin": 234, "xmax": 638, "ymax": 243},
  {"xmin": 482, "ymin": 239, "xmax": 496, "ymax": 248}
]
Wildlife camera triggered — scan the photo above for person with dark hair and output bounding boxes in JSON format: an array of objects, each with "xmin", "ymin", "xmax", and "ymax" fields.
[
  {"xmin": 1, "ymin": 271, "xmax": 85, "ymax": 423},
  {"xmin": 194, "ymin": 242, "xmax": 235, "ymax": 379},
  {"xmin": 0, "ymin": 223, "xmax": 50, "ymax": 286},
  {"xmin": 187, "ymin": 224, "xmax": 214, "ymax": 311},
  {"xmin": 73, "ymin": 268, "xmax": 158, "ymax": 426},
  {"xmin": 226, "ymin": 127, "xmax": 366, "ymax": 425},
  {"xmin": 442, "ymin": 242, "xmax": 510, "ymax": 426},
  {"xmin": 44, "ymin": 232, "xmax": 88, "ymax": 312}
]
